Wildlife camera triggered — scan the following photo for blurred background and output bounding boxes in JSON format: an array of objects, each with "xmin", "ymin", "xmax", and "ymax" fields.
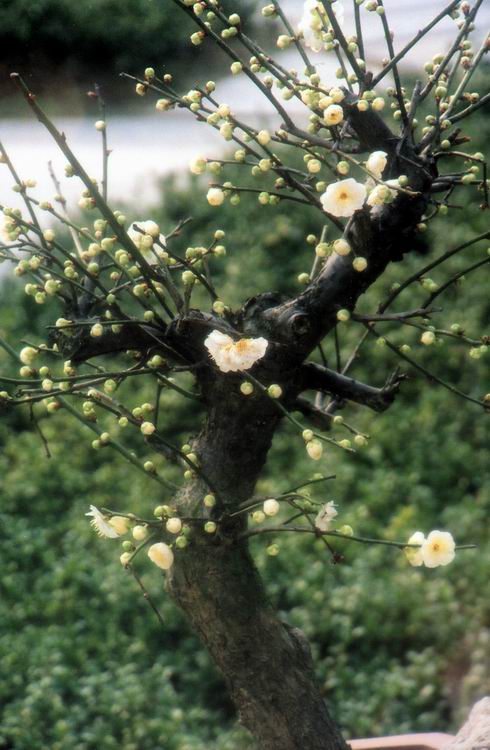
[{"xmin": 0, "ymin": 2, "xmax": 489, "ymax": 749}]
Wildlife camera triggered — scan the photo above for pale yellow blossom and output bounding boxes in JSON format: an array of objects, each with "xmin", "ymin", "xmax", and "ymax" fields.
[
  {"xmin": 148, "ymin": 542, "xmax": 174, "ymax": 570},
  {"xmin": 324, "ymin": 104, "xmax": 344, "ymax": 126},
  {"xmin": 204, "ymin": 330, "xmax": 268, "ymax": 373},
  {"xmin": 421, "ymin": 530, "xmax": 455, "ymax": 568},
  {"xmin": 366, "ymin": 151, "xmax": 388, "ymax": 179},
  {"xmin": 405, "ymin": 531, "xmax": 425, "ymax": 567},
  {"xmin": 320, "ymin": 178, "xmax": 367, "ymax": 217}
]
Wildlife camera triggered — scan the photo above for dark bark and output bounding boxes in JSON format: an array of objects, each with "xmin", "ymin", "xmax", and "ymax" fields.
[
  {"xmin": 169, "ymin": 537, "xmax": 349, "ymax": 750},
  {"xmin": 300, "ymin": 362, "xmax": 404, "ymax": 412},
  {"xmin": 167, "ymin": 387, "xmax": 349, "ymax": 750}
]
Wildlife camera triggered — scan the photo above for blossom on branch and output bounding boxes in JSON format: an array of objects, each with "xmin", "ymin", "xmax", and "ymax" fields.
[
  {"xmin": 85, "ymin": 505, "xmax": 120, "ymax": 539},
  {"xmin": 366, "ymin": 151, "xmax": 388, "ymax": 179},
  {"xmin": 320, "ymin": 178, "xmax": 367, "ymax": 217},
  {"xmin": 405, "ymin": 531, "xmax": 425, "ymax": 567},
  {"xmin": 405, "ymin": 530, "xmax": 456, "ymax": 568},
  {"xmin": 204, "ymin": 330, "xmax": 268, "ymax": 373},
  {"xmin": 148, "ymin": 542, "xmax": 174, "ymax": 570},
  {"xmin": 315, "ymin": 501, "xmax": 338, "ymax": 531},
  {"xmin": 421, "ymin": 530, "xmax": 456, "ymax": 568},
  {"xmin": 324, "ymin": 104, "xmax": 344, "ymax": 126}
]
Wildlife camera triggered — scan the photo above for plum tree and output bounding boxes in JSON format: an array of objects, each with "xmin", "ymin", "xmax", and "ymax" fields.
[{"xmin": 0, "ymin": 2, "xmax": 488, "ymax": 748}]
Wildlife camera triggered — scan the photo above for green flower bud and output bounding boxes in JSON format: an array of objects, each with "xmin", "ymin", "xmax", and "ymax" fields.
[
  {"xmin": 267, "ymin": 384, "xmax": 282, "ymax": 399},
  {"xmin": 339, "ymin": 524, "xmax": 354, "ymax": 536},
  {"xmin": 204, "ymin": 494, "xmax": 216, "ymax": 508}
]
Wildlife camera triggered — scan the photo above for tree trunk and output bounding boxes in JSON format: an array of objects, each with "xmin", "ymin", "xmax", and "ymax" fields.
[
  {"xmin": 167, "ymin": 382, "xmax": 349, "ymax": 750},
  {"xmin": 169, "ymin": 524, "xmax": 348, "ymax": 750}
]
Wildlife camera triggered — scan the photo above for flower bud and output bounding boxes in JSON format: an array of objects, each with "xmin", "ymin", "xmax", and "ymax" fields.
[
  {"xmin": 204, "ymin": 494, "xmax": 216, "ymax": 508},
  {"xmin": 90, "ymin": 323, "xmax": 104, "ymax": 337},
  {"xmin": 306, "ymin": 440, "xmax": 323, "ymax": 460},
  {"xmin": 166, "ymin": 517, "xmax": 183, "ymax": 534},
  {"xmin": 148, "ymin": 542, "xmax": 174, "ymax": 570},
  {"xmin": 207, "ymin": 188, "xmax": 225, "ymax": 206},
  {"xmin": 333, "ymin": 239, "xmax": 351, "ymax": 256},
  {"xmin": 421, "ymin": 331, "xmax": 436, "ymax": 346},
  {"xmin": 267, "ymin": 384, "xmax": 282, "ymax": 399},
  {"xmin": 352, "ymin": 257, "xmax": 367, "ymax": 272},
  {"xmin": 339, "ymin": 524, "xmax": 354, "ymax": 536},
  {"xmin": 19, "ymin": 346, "xmax": 38, "ymax": 366},
  {"xmin": 276, "ymin": 35, "xmax": 291, "ymax": 49},
  {"xmin": 263, "ymin": 498, "xmax": 280, "ymax": 516},
  {"xmin": 257, "ymin": 129, "xmax": 271, "ymax": 146},
  {"xmin": 337, "ymin": 309, "xmax": 350, "ymax": 322}
]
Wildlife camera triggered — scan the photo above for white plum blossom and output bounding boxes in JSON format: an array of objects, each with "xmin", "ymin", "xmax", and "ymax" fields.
[
  {"xmin": 366, "ymin": 151, "xmax": 388, "ymax": 179},
  {"xmin": 314, "ymin": 501, "xmax": 338, "ymax": 531},
  {"xmin": 320, "ymin": 178, "xmax": 367, "ymax": 217},
  {"xmin": 85, "ymin": 505, "xmax": 120, "ymax": 539},
  {"xmin": 421, "ymin": 530, "xmax": 456, "ymax": 568},
  {"xmin": 404, "ymin": 530, "xmax": 456, "ymax": 568},
  {"xmin": 148, "ymin": 542, "xmax": 174, "ymax": 570},
  {"xmin": 405, "ymin": 531, "xmax": 425, "ymax": 567},
  {"xmin": 204, "ymin": 330, "xmax": 268, "ymax": 373},
  {"xmin": 298, "ymin": 1, "xmax": 344, "ymax": 53}
]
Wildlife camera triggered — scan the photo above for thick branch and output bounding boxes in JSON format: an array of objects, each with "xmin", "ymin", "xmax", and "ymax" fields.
[
  {"xmin": 300, "ymin": 362, "xmax": 404, "ymax": 412},
  {"xmin": 263, "ymin": 109, "xmax": 435, "ymax": 355}
]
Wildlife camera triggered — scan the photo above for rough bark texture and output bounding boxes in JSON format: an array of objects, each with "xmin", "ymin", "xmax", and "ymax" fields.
[
  {"xmin": 167, "ymin": 378, "xmax": 349, "ymax": 750},
  {"xmin": 169, "ymin": 533, "xmax": 348, "ymax": 750}
]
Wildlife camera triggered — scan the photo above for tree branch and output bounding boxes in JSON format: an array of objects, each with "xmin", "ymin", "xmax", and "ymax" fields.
[{"xmin": 299, "ymin": 362, "xmax": 405, "ymax": 412}]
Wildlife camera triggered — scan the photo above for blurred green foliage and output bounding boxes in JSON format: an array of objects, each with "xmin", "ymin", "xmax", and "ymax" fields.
[
  {"xmin": 0, "ymin": 0, "xmax": 258, "ymax": 110},
  {"xmin": 0, "ymin": 105, "xmax": 489, "ymax": 750}
]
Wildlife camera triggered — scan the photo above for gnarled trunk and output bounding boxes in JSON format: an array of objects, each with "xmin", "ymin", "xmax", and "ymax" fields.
[
  {"xmin": 167, "ymin": 382, "xmax": 349, "ymax": 750},
  {"xmin": 169, "ymin": 538, "xmax": 348, "ymax": 750}
]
